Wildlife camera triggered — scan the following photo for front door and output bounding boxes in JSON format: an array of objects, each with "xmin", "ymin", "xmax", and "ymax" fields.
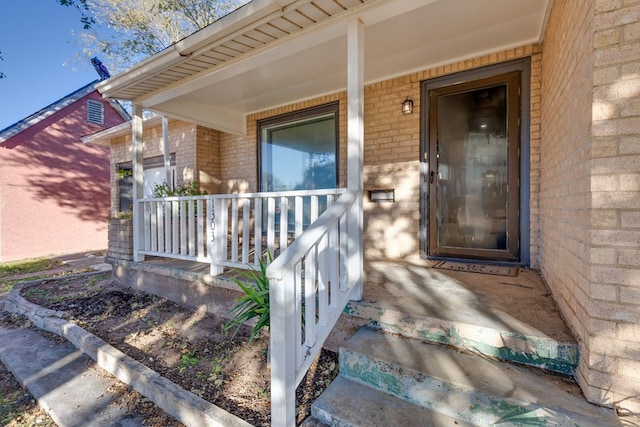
[{"xmin": 425, "ymin": 71, "xmax": 521, "ymax": 262}]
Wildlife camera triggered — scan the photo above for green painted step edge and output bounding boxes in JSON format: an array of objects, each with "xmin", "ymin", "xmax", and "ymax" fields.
[{"xmin": 344, "ymin": 302, "xmax": 578, "ymax": 376}]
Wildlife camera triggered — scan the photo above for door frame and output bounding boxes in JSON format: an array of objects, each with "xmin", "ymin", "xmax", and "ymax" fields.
[{"xmin": 419, "ymin": 58, "xmax": 531, "ymax": 265}]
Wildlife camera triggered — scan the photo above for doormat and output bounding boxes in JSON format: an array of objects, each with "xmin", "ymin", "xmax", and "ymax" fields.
[{"xmin": 432, "ymin": 261, "xmax": 518, "ymax": 277}]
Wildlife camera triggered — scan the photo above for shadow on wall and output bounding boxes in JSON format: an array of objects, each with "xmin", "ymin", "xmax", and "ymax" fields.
[
  {"xmin": 1, "ymin": 112, "xmax": 111, "ymax": 224},
  {"xmin": 364, "ymin": 161, "xmax": 421, "ymax": 259}
]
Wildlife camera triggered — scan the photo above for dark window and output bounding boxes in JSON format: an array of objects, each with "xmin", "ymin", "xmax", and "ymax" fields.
[{"xmin": 258, "ymin": 103, "xmax": 339, "ymax": 192}]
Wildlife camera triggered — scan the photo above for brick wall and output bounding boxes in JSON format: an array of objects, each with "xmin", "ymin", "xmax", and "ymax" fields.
[
  {"xmin": 362, "ymin": 47, "xmax": 542, "ymax": 261},
  {"xmin": 107, "ymin": 218, "xmax": 133, "ymax": 260},
  {"xmin": 196, "ymin": 125, "xmax": 221, "ymax": 194},
  {"xmin": 109, "ymin": 119, "xmax": 202, "ymax": 216},
  {"xmin": 214, "ymin": 48, "xmax": 541, "ymax": 261},
  {"xmin": 541, "ymin": 0, "xmax": 640, "ymax": 413}
]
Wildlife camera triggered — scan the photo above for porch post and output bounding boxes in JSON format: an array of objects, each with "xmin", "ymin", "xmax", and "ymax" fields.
[
  {"xmin": 162, "ymin": 116, "xmax": 171, "ymax": 187},
  {"xmin": 347, "ymin": 18, "xmax": 364, "ymax": 300},
  {"xmin": 132, "ymin": 104, "xmax": 145, "ymax": 262}
]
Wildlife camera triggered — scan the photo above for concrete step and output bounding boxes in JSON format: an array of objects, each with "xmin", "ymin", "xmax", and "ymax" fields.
[
  {"xmin": 345, "ymin": 299, "xmax": 579, "ymax": 375},
  {"xmin": 334, "ymin": 327, "xmax": 619, "ymax": 427},
  {"xmin": 306, "ymin": 376, "xmax": 474, "ymax": 427}
]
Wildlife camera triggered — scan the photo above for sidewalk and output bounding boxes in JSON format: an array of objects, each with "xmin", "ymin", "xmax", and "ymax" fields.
[
  {"xmin": 0, "ymin": 325, "xmax": 149, "ymax": 427},
  {"xmin": 2, "ymin": 252, "xmax": 111, "ymax": 282}
]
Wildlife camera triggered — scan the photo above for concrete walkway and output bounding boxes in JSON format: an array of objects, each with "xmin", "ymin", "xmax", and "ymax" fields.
[{"xmin": 0, "ymin": 325, "xmax": 148, "ymax": 427}]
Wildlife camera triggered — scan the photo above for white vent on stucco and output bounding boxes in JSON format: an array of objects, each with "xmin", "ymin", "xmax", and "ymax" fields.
[{"xmin": 87, "ymin": 99, "xmax": 104, "ymax": 125}]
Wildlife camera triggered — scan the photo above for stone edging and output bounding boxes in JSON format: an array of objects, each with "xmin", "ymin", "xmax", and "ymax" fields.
[{"xmin": 5, "ymin": 282, "xmax": 253, "ymax": 427}]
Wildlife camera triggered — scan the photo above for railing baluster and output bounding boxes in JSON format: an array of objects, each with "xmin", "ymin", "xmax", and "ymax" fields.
[
  {"xmin": 311, "ymin": 195, "xmax": 319, "ymax": 223},
  {"xmin": 279, "ymin": 196, "xmax": 288, "ymax": 252},
  {"xmin": 254, "ymin": 198, "xmax": 262, "ymax": 265},
  {"xmin": 164, "ymin": 201, "xmax": 171, "ymax": 253},
  {"xmin": 157, "ymin": 202, "xmax": 164, "ymax": 252},
  {"xmin": 231, "ymin": 198, "xmax": 239, "ymax": 262},
  {"xmin": 328, "ymin": 221, "xmax": 339, "ymax": 308},
  {"xmin": 295, "ymin": 196, "xmax": 303, "ymax": 238},
  {"xmin": 304, "ymin": 248, "xmax": 317, "ymax": 348},
  {"xmin": 220, "ymin": 198, "xmax": 229, "ymax": 262},
  {"xmin": 242, "ymin": 199, "xmax": 250, "ymax": 264},
  {"xmin": 317, "ymin": 234, "xmax": 328, "ymax": 326},
  {"xmin": 172, "ymin": 200, "xmax": 179, "ymax": 255},
  {"xmin": 186, "ymin": 199, "xmax": 194, "ymax": 257},
  {"xmin": 294, "ymin": 261, "xmax": 303, "ymax": 368},
  {"xmin": 197, "ymin": 199, "xmax": 204, "ymax": 258},
  {"xmin": 150, "ymin": 202, "xmax": 158, "ymax": 252},
  {"xmin": 339, "ymin": 208, "xmax": 349, "ymax": 291},
  {"xmin": 180, "ymin": 199, "xmax": 187, "ymax": 255},
  {"xmin": 267, "ymin": 197, "xmax": 275, "ymax": 257}
]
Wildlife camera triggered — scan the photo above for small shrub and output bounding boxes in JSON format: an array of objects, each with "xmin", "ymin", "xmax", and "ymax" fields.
[
  {"xmin": 224, "ymin": 254, "xmax": 272, "ymax": 343},
  {"xmin": 152, "ymin": 181, "xmax": 207, "ymax": 197}
]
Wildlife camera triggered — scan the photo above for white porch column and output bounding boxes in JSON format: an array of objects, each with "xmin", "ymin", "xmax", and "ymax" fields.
[
  {"xmin": 132, "ymin": 104, "xmax": 145, "ymax": 262},
  {"xmin": 347, "ymin": 18, "xmax": 364, "ymax": 300},
  {"xmin": 162, "ymin": 116, "xmax": 171, "ymax": 187}
]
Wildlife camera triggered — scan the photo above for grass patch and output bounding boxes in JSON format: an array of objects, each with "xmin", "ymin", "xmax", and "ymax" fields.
[
  {"xmin": 0, "ymin": 276, "xmax": 49, "ymax": 294},
  {"xmin": 0, "ymin": 258, "xmax": 60, "ymax": 279}
]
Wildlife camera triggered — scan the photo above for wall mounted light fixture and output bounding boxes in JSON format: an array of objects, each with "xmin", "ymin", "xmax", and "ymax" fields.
[{"xmin": 402, "ymin": 97, "xmax": 414, "ymax": 115}]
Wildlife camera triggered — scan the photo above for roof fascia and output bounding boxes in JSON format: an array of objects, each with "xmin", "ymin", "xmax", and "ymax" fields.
[
  {"xmin": 96, "ymin": 0, "xmax": 298, "ymax": 100},
  {"xmin": 82, "ymin": 115, "xmax": 164, "ymax": 146},
  {"xmin": 0, "ymin": 80, "xmax": 100, "ymax": 144}
]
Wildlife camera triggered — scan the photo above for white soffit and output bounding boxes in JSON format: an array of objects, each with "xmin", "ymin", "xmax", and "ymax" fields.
[{"xmin": 98, "ymin": 0, "xmax": 549, "ymax": 135}]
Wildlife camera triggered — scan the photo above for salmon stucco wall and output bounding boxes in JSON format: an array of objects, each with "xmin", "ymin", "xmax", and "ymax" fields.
[{"xmin": 0, "ymin": 90, "xmax": 126, "ymax": 262}]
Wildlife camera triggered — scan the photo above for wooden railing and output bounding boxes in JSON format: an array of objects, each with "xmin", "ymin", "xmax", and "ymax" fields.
[
  {"xmin": 136, "ymin": 189, "xmax": 347, "ymax": 274},
  {"xmin": 137, "ymin": 188, "xmax": 362, "ymax": 427},
  {"xmin": 267, "ymin": 190, "xmax": 361, "ymax": 426}
]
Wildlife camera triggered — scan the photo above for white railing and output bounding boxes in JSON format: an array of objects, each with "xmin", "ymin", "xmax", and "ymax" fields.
[
  {"xmin": 137, "ymin": 195, "xmax": 210, "ymax": 263},
  {"xmin": 268, "ymin": 190, "xmax": 361, "ymax": 427},
  {"xmin": 136, "ymin": 189, "xmax": 347, "ymax": 274}
]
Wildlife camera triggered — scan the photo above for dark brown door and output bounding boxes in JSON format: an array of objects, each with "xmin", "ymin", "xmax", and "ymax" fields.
[{"xmin": 427, "ymin": 71, "xmax": 521, "ymax": 261}]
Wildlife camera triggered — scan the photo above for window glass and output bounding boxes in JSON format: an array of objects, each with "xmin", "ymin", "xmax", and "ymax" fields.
[{"xmin": 259, "ymin": 105, "xmax": 338, "ymax": 192}]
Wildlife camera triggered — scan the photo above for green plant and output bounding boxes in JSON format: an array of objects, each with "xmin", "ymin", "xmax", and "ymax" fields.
[
  {"xmin": 178, "ymin": 351, "xmax": 199, "ymax": 373},
  {"xmin": 114, "ymin": 211, "xmax": 133, "ymax": 219},
  {"xmin": 224, "ymin": 253, "xmax": 272, "ymax": 343},
  {"xmin": 116, "ymin": 168, "xmax": 132, "ymax": 179},
  {"xmin": 152, "ymin": 181, "xmax": 207, "ymax": 198},
  {"xmin": 0, "ymin": 257, "xmax": 58, "ymax": 278}
]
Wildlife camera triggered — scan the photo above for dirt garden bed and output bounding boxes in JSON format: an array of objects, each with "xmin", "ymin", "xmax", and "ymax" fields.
[{"xmin": 19, "ymin": 272, "xmax": 339, "ymax": 426}]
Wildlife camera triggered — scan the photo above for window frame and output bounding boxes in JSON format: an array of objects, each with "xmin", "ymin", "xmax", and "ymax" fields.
[
  {"xmin": 117, "ymin": 154, "xmax": 177, "ymax": 212},
  {"xmin": 257, "ymin": 102, "xmax": 340, "ymax": 192}
]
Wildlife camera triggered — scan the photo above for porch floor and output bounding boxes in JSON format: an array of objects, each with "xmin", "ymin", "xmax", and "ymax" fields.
[
  {"xmin": 131, "ymin": 256, "xmax": 575, "ymax": 346},
  {"xmin": 360, "ymin": 257, "xmax": 575, "ymax": 343}
]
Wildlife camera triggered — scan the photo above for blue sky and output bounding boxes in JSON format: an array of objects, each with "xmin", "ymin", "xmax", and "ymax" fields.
[{"xmin": 0, "ymin": 0, "xmax": 99, "ymax": 130}]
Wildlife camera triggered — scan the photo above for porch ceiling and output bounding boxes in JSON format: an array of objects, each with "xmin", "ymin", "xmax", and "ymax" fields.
[{"xmin": 97, "ymin": 0, "xmax": 550, "ymax": 136}]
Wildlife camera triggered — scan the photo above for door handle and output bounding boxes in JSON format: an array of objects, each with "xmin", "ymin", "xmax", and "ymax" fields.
[{"xmin": 430, "ymin": 171, "xmax": 435, "ymax": 184}]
